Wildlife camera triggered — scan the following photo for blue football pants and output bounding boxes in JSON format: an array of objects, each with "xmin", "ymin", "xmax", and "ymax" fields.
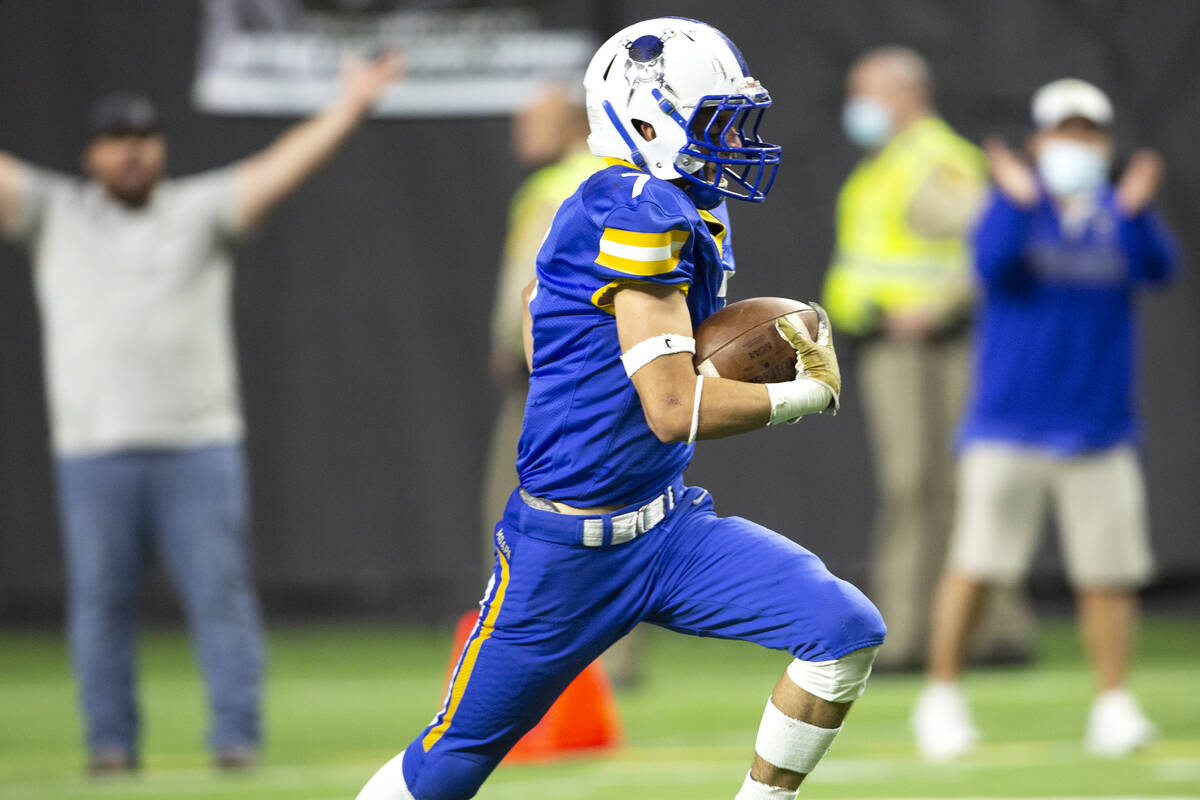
[{"xmin": 400, "ymin": 479, "xmax": 885, "ymax": 799}]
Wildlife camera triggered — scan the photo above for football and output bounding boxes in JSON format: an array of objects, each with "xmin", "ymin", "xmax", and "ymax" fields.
[{"xmin": 693, "ymin": 297, "xmax": 819, "ymax": 383}]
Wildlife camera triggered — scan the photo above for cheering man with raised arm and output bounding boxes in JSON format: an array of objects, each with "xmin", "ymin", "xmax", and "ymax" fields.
[{"xmin": 0, "ymin": 53, "xmax": 401, "ymax": 773}]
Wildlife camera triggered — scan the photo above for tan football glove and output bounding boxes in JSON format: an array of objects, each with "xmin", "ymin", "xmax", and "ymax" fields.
[{"xmin": 775, "ymin": 302, "xmax": 841, "ymax": 412}]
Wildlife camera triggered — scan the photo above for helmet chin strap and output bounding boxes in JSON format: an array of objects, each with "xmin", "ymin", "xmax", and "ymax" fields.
[
  {"xmin": 600, "ymin": 94, "xmax": 725, "ymax": 208},
  {"xmin": 653, "ymin": 88, "xmax": 705, "ymax": 178},
  {"xmin": 602, "ymin": 100, "xmax": 647, "ymax": 169},
  {"xmin": 652, "ymin": 88, "xmax": 689, "ymax": 128}
]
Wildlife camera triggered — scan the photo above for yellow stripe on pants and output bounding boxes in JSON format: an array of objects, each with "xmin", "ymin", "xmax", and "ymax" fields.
[{"xmin": 422, "ymin": 550, "xmax": 511, "ymax": 751}]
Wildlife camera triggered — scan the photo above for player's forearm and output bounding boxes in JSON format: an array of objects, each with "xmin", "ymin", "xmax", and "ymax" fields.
[
  {"xmin": 234, "ymin": 98, "xmax": 367, "ymax": 229},
  {"xmin": 638, "ymin": 369, "xmax": 772, "ymax": 443},
  {"xmin": 520, "ymin": 280, "xmax": 537, "ymax": 373},
  {"xmin": 695, "ymin": 375, "xmax": 834, "ymax": 440},
  {"xmin": 647, "ymin": 373, "xmax": 832, "ymax": 443},
  {"xmin": 689, "ymin": 377, "xmax": 771, "ymax": 440}
]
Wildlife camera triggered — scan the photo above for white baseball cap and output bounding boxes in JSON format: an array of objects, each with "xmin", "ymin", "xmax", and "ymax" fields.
[{"xmin": 1031, "ymin": 78, "xmax": 1114, "ymax": 129}]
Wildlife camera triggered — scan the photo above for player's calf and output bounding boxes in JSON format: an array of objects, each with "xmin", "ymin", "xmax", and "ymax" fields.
[{"xmin": 737, "ymin": 645, "xmax": 881, "ymax": 799}]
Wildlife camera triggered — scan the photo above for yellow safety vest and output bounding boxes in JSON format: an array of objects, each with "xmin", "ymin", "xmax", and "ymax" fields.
[
  {"xmin": 493, "ymin": 147, "xmax": 604, "ymax": 359},
  {"xmin": 506, "ymin": 148, "xmax": 604, "ymax": 238},
  {"xmin": 822, "ymin": 117, "xmax": 985, "ymax": 335}
]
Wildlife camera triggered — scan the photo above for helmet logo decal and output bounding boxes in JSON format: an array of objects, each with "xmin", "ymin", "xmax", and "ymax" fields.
[
  {"xmin": 622, "ymin": 32, "xmax": 678, "ymax": 103},
  {"xmin": 627, "ymin": 34, "xmax": 665, "ymax": 63}
]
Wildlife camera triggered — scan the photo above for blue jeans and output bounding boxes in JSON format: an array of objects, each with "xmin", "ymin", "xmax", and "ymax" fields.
[{"xmin": 56, "ymin": 444, "xmax": 265, "ymax": 757}]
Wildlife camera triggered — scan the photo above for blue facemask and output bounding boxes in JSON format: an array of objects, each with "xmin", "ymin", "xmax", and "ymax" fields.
[
  {"xmin": 1037, "ymin": 140, "xmax": 1110, "ymax": 196},
  {"xmin": 841, "ymin": 97, "xmax": 894, "ymax": 150}
]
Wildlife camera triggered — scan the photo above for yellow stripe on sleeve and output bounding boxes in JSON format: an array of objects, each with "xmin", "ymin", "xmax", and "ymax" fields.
[
  {"xmin": 595, "ymin": 249, "xmax": 680, "ymax": 276},
  {"xmin": 697, "ymin": 209, "xmax": 726, "ymax": 257},
  {"xmin": 595, "ymin": 226, "xmax": 689, "ymax": 277},
  {"xmin": 591, "ymin": 279, "xmax": 689, "ymax": 313},
  {"xmin": 421, "ymin": 550, "xmax": 511, "ymax": 752}
]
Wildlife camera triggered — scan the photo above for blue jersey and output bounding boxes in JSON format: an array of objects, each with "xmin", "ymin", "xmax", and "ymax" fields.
[
  {"xmin": 516, "ymin": 161, "xmax": 736, "ymax": 507},
  {"xmin": 961, "ymin": 187, "xmax": 1178, "ymax": 454}
]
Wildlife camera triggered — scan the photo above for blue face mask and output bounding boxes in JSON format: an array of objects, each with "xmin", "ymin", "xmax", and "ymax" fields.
[
  {"xmin": 841, "ymin": 97, "xmax": 894, "ymax": 150},
  {"xmin": 1037, "ymin": 140, "xmax": 1110, "ymax": 196}
]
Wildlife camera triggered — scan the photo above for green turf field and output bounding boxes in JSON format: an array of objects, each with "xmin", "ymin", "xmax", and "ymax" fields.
[{"xmin": 1, "ymin": 618, "xmax": 1197, "ymax": 800}]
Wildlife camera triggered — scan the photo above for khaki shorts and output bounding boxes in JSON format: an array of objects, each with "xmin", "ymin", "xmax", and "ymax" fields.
[{"xmin": 948, "ymin": 442, "xmax": 1154, "ymax": 588}]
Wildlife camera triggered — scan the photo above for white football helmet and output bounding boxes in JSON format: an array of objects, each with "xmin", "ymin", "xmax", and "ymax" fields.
[{"xmin": 583, "ymin": 17, "xmax": 781, "ymax": 205}]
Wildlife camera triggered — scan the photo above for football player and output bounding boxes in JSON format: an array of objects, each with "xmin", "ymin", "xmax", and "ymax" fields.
[{"xmin": 358, "ymin": 18, "xmax": 885, "ymax": 800}]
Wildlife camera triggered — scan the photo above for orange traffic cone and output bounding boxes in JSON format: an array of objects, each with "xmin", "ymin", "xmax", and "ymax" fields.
[{"xmin": 443, "ymin": 610, "xmax": 623, "ymax": 763}]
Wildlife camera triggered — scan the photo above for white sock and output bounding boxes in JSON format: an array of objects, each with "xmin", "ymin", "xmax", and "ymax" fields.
[
  {"xmin": 734, "ymin": 770, "xmax": 798, "ymax": 799},
  {"xmin": 356, "ymin": 752, "xmax": 415, "ymax": 800}
]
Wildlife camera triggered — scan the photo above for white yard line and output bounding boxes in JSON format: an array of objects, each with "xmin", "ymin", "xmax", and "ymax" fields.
[{"xmin": 2, "ymin": 749, "xmax": 1198, "ymax": 799}]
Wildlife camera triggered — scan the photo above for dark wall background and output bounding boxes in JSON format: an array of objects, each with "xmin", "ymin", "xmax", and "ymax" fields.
[{"xmin": 1, "ymin": 0, "xmax": 1197, "ymax": 624}]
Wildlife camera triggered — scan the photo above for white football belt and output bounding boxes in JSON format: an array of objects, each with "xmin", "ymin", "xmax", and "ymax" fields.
[{"xmin": 521, "ymin": 485, "xmax": 676, "ymax": 547}]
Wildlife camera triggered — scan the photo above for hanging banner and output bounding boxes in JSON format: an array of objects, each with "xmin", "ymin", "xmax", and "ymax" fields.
[{"xmin": 193, "ymin": 0, "xmax": 593, "ymax": 117}]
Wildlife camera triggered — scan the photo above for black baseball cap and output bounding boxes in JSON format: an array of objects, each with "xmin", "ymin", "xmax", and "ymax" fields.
[{"xmin": 88, "ymin": 92, "xmax": 162, "ymax": 138}]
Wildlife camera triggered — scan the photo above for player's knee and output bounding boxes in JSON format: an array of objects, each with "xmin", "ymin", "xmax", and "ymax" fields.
[
  {"xmin": 838, "ymin": 574, "xmax": 887, "ymax": 639},
  {"xmin": 848, "ymin": 588, "xmax": 887, "ymax": 645},
  {"xmin": 805, "ymin": 574, "xmax": 887, "ymax": 659},
  {"xmin": 408, "ymin": 751, "xmax": 495, "ymax": 800},
  {"xmin": 785, "ymin": 574, "xmax": 885, "ymax": 703}
]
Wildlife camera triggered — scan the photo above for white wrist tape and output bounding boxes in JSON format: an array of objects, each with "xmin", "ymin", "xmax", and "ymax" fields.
[
  {"xmin": 687, "ymin": 374, "xmax": 704, "ymax": 445},
  {"xmin": 754, "ymin": 697, "xmax": 842, "ymax": 775},
  {"xmin": 765, "ymin": 378, "xmax": 832, "ymax": 425},
  {"xmin": 786, "ymin": 645, "xmax": 879, "ymax": 703},
  {"xmin": 734, "ymin": 770, "xmax": 799, "ymax": 800},
  {"xmin": 620, "ymin": 333, "xmax": 695, "ymax": 378}
]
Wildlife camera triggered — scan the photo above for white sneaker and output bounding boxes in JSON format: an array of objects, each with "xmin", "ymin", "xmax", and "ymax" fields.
[
  {"xmin": 912, "ymin": 681, "xmax": 979, "ymax": 762},
  {"xmin": 1086, "ymin": 688, "xmax": 1156, "ymax": 757}
]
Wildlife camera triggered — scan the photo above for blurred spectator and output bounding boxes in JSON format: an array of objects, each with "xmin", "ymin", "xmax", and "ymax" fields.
[
  {"xmin": 482, "ymin": 84, "xmax": 598, "ymax": 558},
  {"xmin": 912, "ymin": 78, "xmax": 1178, "ymax": 761},
  {"xmin": 822, "ymin": 46, "xmax": 1034, "ymax": 671},
  {"xmin": 0, "ymin": 53, "xmax": 401, "ymax": 773}
]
